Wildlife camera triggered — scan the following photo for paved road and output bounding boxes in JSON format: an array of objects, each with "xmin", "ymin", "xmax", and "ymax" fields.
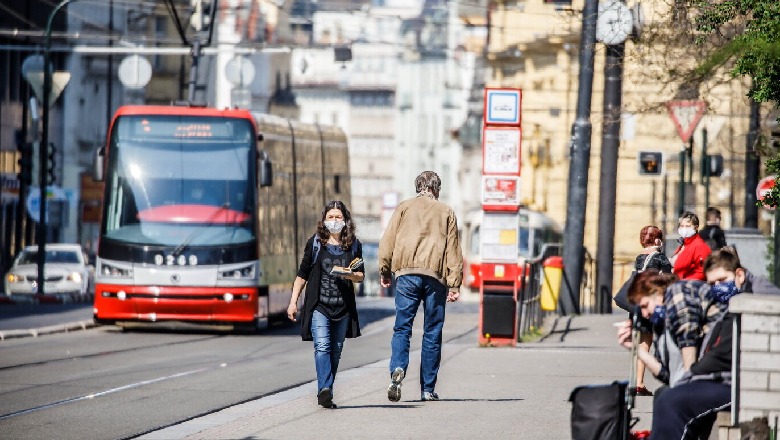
[
  {"xmin": 142, "ymin": 313, "xmax": 657, "ymax": 440},
  {"xmin": 0, "ymin": 298, "xmax": 477, "ymax": 439},
  {"xmin": 0, "ymin": 302, "xmax": 93, "ymax": 331}
]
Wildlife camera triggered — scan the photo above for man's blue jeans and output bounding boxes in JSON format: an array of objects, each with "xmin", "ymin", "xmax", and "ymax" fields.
[
  {"xmin": 389, "ymin": 274, "xmax": 447, "ymax": 393},
  {"xmin": 650, "ymin": 380, "xmax": 730, "ymax": 440},
  {"xmin": 311, "ymin": 309, "xmax": 350, "ymax": 393}
]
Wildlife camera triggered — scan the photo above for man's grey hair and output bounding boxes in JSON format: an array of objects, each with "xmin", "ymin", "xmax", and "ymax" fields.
[{"xmin": 415, "ymin": 171, "xmax": 441, "ymax": 195}]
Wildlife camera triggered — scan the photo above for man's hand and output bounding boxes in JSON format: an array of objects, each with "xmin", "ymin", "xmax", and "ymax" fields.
[
  {"xmin": 615, "ymin": 320, "xmax": 632, "ymax": 350},
  {"xmin": 447, "ymin": 290, "xmax": 460, "ymax": 302},
  {"xmin": 381, "ymin": 274, "xmax": 392, "ymax": 288}
]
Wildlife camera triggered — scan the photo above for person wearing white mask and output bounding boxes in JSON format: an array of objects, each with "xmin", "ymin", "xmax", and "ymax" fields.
[
  {"xmin": 288, "ymin": 200, "xmax": 364, "ymax": 409},
  {"xmin": 669, "ymin": 211, "xmax": 711, "ymax": 280}
]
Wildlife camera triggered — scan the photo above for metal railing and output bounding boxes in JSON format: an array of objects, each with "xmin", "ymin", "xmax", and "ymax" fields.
[
  {"xmin": 516, "ymin": 245, "xmax": 596, "ymax": 340},
  {"xmin": 516, "ymin": 243, "xmax": 562, "ymax": 339}
]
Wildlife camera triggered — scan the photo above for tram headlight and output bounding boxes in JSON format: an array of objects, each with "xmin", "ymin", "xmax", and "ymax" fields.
[
  {"xmin": 100, "ymin": 262, "xmax": 132, "ymax": 278},
  {"xmin": 219, "ymin": 264, "xmax": 255, "ymax": 280}
]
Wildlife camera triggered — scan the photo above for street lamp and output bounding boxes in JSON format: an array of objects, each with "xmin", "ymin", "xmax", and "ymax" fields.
[
  {"xmin": 117, "ymin": 54, "xmax": 152, "ymax": 103},
  {"xmin": 38, "ymin": 0, "xmax": 75, "ymax": 295}
]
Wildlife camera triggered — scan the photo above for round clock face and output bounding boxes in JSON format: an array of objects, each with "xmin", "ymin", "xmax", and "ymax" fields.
[{"xmin": 596, "ymin": 1, "xmax": 634, "ymax": 45}]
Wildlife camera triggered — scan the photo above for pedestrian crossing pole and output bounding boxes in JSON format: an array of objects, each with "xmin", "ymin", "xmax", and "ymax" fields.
[{"xmin": 561, "ymin": 0, "xmax": 599, "ymax": 316}]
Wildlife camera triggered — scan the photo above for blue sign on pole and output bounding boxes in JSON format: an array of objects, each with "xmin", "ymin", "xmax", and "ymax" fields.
[{"xmin": 484, "ymin": 88, "xmax": 522, "ymax": 126}]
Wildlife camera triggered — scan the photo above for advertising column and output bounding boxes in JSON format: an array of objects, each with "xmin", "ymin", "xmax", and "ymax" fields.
[{"xmin": 479, "ymin": 88, "xmax": 523, "ymax": 347}]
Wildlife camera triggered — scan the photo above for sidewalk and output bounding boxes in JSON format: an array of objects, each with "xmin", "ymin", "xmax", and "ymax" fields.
[{"xmin": 140, "ymin": 312, "xmax": 657, "ymax": 440}]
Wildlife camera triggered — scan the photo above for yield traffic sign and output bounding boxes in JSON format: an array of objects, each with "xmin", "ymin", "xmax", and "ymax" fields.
[{"xmin": 667, "ymin": 100, "xmax": 706, "ymax": 143}]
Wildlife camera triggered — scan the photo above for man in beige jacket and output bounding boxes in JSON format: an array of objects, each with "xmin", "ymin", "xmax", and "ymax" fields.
[{"xmin": 379, "ymin": 170, "xmax": 463, "ymax": 403}]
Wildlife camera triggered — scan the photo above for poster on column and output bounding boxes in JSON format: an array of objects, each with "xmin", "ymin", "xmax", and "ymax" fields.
[
  {"xmin": 481, "ymin": 175, "xmax": 520, "ymax": 211},
  {"xmin": 483, "ymin": 127, "xmax": 522, "ymax": 175}
]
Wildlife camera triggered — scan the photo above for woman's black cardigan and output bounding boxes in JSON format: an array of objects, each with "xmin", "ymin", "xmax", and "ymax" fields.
[{"xmin": 296, "ymin": 234, "xmax": 362, "ymax": 341}]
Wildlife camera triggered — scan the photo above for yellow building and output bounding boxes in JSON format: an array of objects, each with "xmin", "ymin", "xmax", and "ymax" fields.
[{"xmin": 486, "ymin": 0, "xmax": 769, "ymax": 287}]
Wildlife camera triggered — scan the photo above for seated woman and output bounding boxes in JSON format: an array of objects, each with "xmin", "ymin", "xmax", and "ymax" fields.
[{"xmin": 617, "ymin": 270, "xmax": 708, "ymax": 387}]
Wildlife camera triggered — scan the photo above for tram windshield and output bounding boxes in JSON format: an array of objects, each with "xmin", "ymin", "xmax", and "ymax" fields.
[{"xmin": 101, "ymin": 115, "xmax": 256, "ymax": 247}]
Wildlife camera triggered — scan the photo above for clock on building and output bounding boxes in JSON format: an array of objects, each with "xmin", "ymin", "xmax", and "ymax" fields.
[{"xmin": 595, "ymin": 0, "xmax": 634, "ymax": 45}]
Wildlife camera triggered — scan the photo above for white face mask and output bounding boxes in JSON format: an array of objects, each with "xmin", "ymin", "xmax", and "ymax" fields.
[
  {"xmin": 678, "ymin": 227, "xmax": 696, "ymax": 239},
  {"xmin": 324, "ymin": 220, "xmax": 345, "ymax": 234}
]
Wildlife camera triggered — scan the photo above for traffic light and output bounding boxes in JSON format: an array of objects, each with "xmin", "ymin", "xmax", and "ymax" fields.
[
  {"xmin": 47, "ymin": 142, "xmax": 57, "ymax": 185},
  {"xmin": 16, "ymin": 142, "xmax": 33, "ymax": 186},
  {"xmin": 14, "ymin": 130, "xmax": 33, "ymax": 186},
  {"xmin": 703, "ymin": 154, "xmax": 724, "ymax": 178},
  {"xmin": 638, "ymin": 151, "xmax": 663, "ymax": 176}
]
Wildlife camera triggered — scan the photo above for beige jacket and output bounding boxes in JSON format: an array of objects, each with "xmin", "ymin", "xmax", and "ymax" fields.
[{"xmin": 378, "ymin": 194, "xmax": 463, "ymax": 291}]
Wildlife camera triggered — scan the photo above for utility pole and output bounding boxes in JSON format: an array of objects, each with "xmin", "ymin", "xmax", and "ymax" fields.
[
  {"xmin": 39, "ymin": 0, "xmax": 75, "ymax": 295},
  {"xmin": 561, "ymin": 0, "xmax": 599, "ymax": 315},
  {"xmin": 745, "ymin": 98, "xmax": 760, "ymax": 228},
  {"xmin": 595, "ymin": 42, "xmax": 624, "ymax": 314}
]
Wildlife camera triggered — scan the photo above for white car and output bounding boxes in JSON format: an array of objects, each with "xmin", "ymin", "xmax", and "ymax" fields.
[{"xmin": 4, "ymin": 244, "xmax": 94, "ymax": 301}]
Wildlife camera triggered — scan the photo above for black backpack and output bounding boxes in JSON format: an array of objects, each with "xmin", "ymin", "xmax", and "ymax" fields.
[{"xmin": 569, "ymin": 381, "xmax": 630, "ymax": 440}]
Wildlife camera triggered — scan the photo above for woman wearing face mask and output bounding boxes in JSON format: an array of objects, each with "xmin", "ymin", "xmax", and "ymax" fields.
[
  {"xmin": 669, "ymin": 211, "xmax": 711, "ymax": 280},
  {"xmin": 287, "ymin": 200, "xmax": 364, "ymax": 409}
]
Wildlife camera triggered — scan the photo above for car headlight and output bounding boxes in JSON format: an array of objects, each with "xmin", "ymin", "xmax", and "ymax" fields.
[
  {"xmin": 101, "ymin": 263, "xmax": 132, "ymax": 278},
  {"xmin": 6, "ymin": 273, "xmax": 21, "ymax": 283},
  {"xmin": 219, "ymin": 264, "xmax": 255, "ymax": 279},
  {"xmin": 67, "ymin": 272, "xmax": 83, "ymax": 283}
]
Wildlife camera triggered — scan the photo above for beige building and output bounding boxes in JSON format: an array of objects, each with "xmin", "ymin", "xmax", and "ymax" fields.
[{"xmin": 486, "ymin": 0, "xmax": 770, "ymax": 286}]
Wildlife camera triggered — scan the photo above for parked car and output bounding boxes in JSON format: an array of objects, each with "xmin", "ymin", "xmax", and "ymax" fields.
[{"xmin": 4, "ymin": 244, "xmax": 94, "ymax": 300}]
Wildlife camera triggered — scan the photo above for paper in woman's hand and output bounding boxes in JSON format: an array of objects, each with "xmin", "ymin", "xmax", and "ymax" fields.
[{"xmin": 330, "ymin": 266, "xmax": 352, "ymax": 276}]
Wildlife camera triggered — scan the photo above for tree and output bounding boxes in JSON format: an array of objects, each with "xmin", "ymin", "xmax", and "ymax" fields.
[
  {"xmin": 689, "ymin": 0, "xmax": 780, "ymax": 207},
  {"xmin": 691, "ymin": 0, "xmax": 780, "ymax": 103}
]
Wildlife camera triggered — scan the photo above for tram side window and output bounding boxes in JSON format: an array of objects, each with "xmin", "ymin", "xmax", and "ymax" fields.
[
  {"xmin": 532, "ymin": 229, "xmax": 543, "ymax": 257},
  {"xmin": 470, "ymin": 226, "xmax": 480, "ymax": 256},
  {"xmin": 518, "ymin": 228, "xmax": 531, "ymax": 257}
]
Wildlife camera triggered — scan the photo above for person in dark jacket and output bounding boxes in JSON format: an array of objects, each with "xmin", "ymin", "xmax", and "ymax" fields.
[
  {"xmin": 287, "ymin": 200, "xmax": 364, "ymax": 409},
  {"xmin": 649, "ymin": 314, "xmax": 733, "ymax": 440},
  {"xmin": 634, "ymin": 225, "xmax": 673, "ymax": 273},
  {"xmin": 699, "ymin": 207, "xmax": 728, "ymax": 251},
  {"xmin": 629, "ymin": 225, "xmax": 672, "ymax": 396},
  {"xmin": 648, "ymin": 245, "xmax": 780, "ymax": 440}
]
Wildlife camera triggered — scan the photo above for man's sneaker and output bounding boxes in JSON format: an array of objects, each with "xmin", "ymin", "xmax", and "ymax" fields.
[
  {"xmin": 421, "ymin": 391, "xmax": 439, "ymax": 401},
  {"xmin": 387, "ymin": 367, "xmax": 405, "ymax": 402},
  {"xmin": 318, "ymin": 388, "xmax": 335, "ymax": 408}
]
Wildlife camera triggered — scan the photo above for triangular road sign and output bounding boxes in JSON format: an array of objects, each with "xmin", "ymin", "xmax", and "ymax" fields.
[
  {"xmin": 23, "ymin": 71, "xmax": 71, "ymax": 108},
  {"xmin": 667, "ymin": 100, "xmax": 706, "ymax": 143}
]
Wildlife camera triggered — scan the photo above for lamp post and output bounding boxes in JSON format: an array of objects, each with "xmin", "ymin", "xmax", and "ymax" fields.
[
  {"xmin": 561, "ymin": 0, "xmax": 599, "ymax": 316},
  {"xmin": 595, "ymin": 42, "xmax": 625, "ymax": 314},
  {"xmin": 38, "ymin": 0, "xmax": 73, "ymax": 295}
]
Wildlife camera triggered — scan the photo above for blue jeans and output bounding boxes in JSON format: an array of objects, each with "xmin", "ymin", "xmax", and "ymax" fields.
[
  {"xmin": 389, "ymin": 274, "xmax": 447, "ymax": 393},
  {"xmin": 650, "ymin": 380, "xmax": 730, "ymax": 440},
  {"xmin": 311, "ymin": 310, "xmax": 350, "ymax": 393}
]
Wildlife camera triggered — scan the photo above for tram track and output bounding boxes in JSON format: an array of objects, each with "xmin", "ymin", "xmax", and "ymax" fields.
[
  {"xmin": 0, "ymin": 330, "xmax": 309, "ymax": 422},
  {"xmin": 0, "ymin": 333, "xmax": 223, "ymax": 372}
]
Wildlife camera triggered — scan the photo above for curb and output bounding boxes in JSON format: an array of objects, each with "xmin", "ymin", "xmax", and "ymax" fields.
[
  {"xmin": 1, "ymin": 293, "xmax": 94, "ymax": 305},
  {"xmin": 0, "ymin": 320, "xmax": 97, "ymax": 341}
]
